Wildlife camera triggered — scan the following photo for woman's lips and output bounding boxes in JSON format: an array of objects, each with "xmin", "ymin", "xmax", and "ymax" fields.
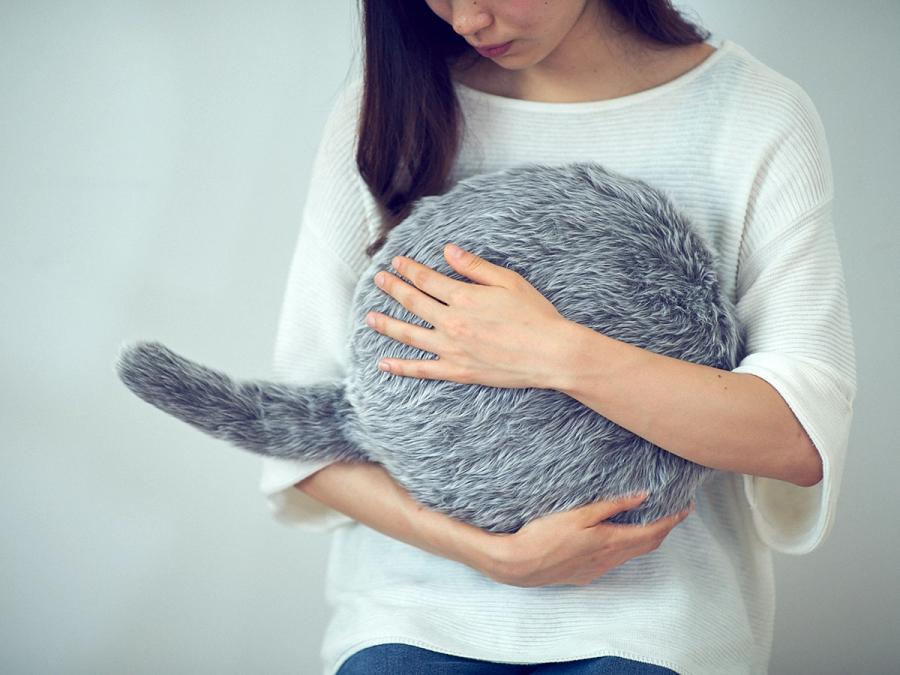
[{"xmin": 474, "ymin": 41, "xmax": 512, "ymax": 58}]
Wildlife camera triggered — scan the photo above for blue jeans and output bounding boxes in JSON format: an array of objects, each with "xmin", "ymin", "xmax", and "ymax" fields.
[{"xmin": 337, "ymin": 643, "xmax": 679, "ymax": 674}]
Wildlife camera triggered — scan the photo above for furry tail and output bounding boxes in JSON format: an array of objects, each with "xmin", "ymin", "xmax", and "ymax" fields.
[{"xmin": 114, "ymin": 340, "xmax": 367, "ymax": 462}]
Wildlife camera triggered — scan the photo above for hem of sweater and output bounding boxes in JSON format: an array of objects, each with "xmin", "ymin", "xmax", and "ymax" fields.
[{"xmin": 328, "ymin": 634, "xmax": 761, "ymax": 675}]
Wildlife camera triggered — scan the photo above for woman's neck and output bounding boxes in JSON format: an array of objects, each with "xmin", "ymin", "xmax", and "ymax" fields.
[{"xmin": 451, "ymin": 36, "xmax": 716, "ymax": 105}]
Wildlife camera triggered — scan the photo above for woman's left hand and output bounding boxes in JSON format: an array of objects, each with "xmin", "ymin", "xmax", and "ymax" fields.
[{"xmin": 365, "ymin": 242, "xmax": 574, "ymax": 390}]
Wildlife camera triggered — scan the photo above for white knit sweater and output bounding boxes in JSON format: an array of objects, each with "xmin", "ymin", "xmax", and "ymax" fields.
[{"xmin": 259, "ymin": 37, "xmax": 857, "ymax": 675}]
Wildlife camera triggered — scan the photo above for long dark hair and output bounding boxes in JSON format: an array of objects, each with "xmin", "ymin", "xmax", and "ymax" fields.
[{"xmin": 356, "ymin": 0, "xmax": 711, "ymax": 258}]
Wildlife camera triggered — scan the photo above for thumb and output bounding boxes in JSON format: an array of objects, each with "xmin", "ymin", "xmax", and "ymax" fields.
[
  {"xmin": 444, "ymin": 243, "xmax": 507, "ymax": 286},
  {"xmin": 577, "ymin": 491, "xmax": 650, "ymax": 527}
]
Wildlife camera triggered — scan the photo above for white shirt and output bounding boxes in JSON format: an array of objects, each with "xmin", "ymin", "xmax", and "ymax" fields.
[{"xmin": 259, "ymin": 37, "xmax": 857, "ymax": 675}]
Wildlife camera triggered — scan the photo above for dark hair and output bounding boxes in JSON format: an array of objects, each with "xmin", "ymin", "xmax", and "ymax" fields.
[{"xmin": 356, "ymin": 0, "xmax": 711, "ymax": 257}]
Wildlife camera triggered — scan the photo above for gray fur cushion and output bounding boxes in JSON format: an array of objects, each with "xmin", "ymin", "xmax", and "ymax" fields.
[{"xmin": 115, "ymin": 162, "xmax": 743, "ymax": 532}]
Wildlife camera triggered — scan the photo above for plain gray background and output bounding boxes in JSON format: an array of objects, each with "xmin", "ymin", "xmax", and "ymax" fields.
[{"xmin": 2, "ymin": 1, "xmax": 898, "ymax": 673}]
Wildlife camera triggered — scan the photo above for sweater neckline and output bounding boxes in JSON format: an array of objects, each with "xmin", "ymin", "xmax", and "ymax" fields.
[{"xmin": 453, "ymin": 37, "xmax": 733, "ymax": 113}]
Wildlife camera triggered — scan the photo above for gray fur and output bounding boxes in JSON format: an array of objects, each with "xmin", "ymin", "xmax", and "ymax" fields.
[{"xmin": 115, "ymin": 162, "xmax": 743, "ymax": 532}]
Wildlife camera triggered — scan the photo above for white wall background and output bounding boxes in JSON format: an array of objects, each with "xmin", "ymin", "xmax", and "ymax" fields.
[{"xmin": 2, "ymin": 1, "xmax": 897, "ymax": 674}]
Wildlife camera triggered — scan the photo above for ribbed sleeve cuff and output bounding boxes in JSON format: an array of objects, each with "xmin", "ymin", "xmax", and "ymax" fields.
[
  {"xmin": 258, "ymin": 455, "xmax": 355, "ymax": 533},
  {"xmin": 732, "ymin": 351, "xmax": 852, "ymax": 555}
]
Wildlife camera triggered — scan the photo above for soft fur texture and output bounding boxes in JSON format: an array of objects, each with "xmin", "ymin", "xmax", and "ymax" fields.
[{"xmin": 115, "ymin": 162, "xmax": 744, "ymax": 532}]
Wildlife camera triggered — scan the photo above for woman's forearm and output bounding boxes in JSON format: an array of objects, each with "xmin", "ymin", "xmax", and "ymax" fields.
[
  {"xmin": 295, "ymin": 461, "xmax": 504, "ymax": 573},
  {"xmin": 550, "ymin": 320, "xmax": 821, "ymax": 486}
]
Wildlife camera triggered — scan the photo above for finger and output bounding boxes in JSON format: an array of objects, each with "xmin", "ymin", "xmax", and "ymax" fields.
[
  {"xmin": 378, "ymin": 354, "xmax": 472, "ymax": 383},
  {"xmin": 375, "ymin": 267, "xmax": 446, "ymax": 328},
  {"xmin": 577, "ymin": 491, "xmax": 650, "ymax": 527},
  {"xmin": 366, "ymin": 310, "xmax": 442, "ymax": 356},
  {"xmin": 391, "ymin": 254, "xmax": 472, "ymax": 306},
  {"xmin": 443, "ymin": 243, "xmax": 517, "ymax": 288},
  {"xmin": 632, "ymin": 505, "xmax": 694, "ymax": 545}
]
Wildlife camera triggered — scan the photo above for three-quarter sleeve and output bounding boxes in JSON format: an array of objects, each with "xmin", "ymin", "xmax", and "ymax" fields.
[
  {"xmin": 259, "ymin": 77, "xmax": 379, "ymax": 532},
  {"xmin": 731, "ymin": 84, "xmax": 857, "ymax": 555}
]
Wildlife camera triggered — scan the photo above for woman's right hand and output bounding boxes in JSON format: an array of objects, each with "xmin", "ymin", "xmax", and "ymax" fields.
[{"xmin": 483, "ymin": 493, "xmax": 695, "ymax": 588}]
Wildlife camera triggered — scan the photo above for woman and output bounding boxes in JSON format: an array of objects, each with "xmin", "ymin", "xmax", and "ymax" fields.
[{"xmin": 260, "ymin": 1, "xmax": 857, "ymax": 673}]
